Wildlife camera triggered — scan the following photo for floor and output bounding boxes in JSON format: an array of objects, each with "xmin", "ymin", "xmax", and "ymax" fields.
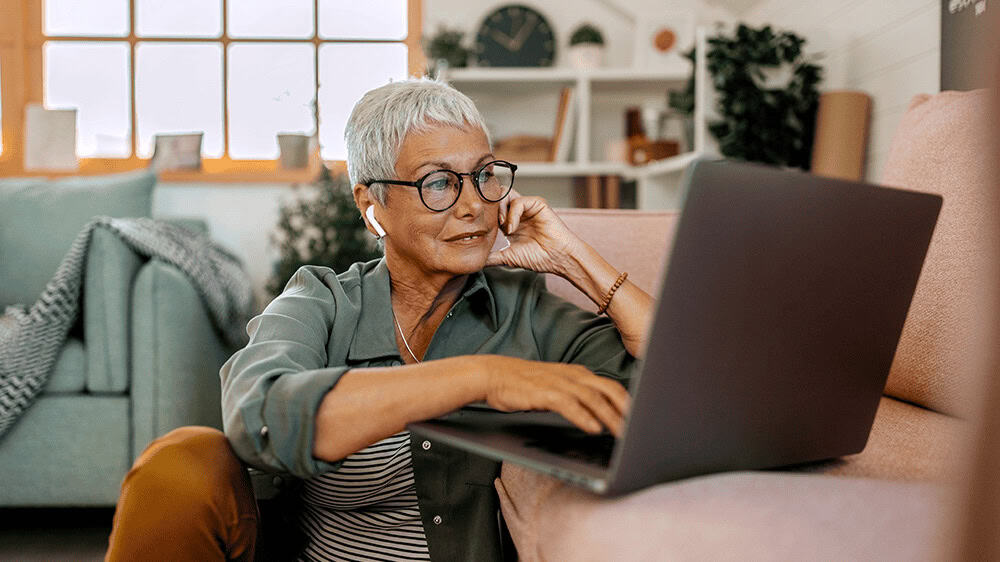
[{"xmin": 0, "ymin": 508, "xmax": 113, "ymax": 561}]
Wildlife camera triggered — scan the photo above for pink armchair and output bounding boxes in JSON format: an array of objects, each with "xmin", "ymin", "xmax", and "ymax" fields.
[{"xmin": 497, "ymin": 89, "xmax": 999, "ymax": 560}]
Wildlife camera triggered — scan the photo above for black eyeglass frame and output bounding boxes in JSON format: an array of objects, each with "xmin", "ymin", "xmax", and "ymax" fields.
[{"xmin": 364, "ymin": 159, "xmax": 518, "ymax": 212}]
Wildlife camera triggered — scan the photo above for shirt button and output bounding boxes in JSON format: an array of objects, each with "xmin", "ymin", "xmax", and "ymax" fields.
[
  {"xmin": 259, "ymin": 425, "xmax": 269, "ymax": 438},
  {"xmin": 433, "ymin": 515, "xmax": 443, "ymax": 525},
  {"xmin": 390, "ymin": 360, "xmax": 401, "ymax": 367},
  {"xmin": 446, "ymin": 311, "xmax": 453, "ymax": 319},
  {"xmin": 272, "ymin": 476, "xmax": 283, "ymax": 487},
  {"xmin": 421, "ymin": 440, "xmax": 431, "ymax": 451}
]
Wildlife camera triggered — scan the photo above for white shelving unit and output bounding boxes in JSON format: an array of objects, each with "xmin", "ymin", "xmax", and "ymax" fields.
[{"xmin": 441, "ymin": 27, "xmax": 711, "ymax": 209}]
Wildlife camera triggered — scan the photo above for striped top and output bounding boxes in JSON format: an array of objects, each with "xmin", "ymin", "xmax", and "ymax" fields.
[{"xmin": 295, "ymin": 430, "xmax": 430, "ymax": 561}]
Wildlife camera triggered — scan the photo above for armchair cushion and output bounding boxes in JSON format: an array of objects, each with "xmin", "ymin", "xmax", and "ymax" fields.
[
  {"xmin": 0, "ymin": 170, "xmax": 155, "ymax": 310},
  {"xmin": 496, "ymin": 466, "xmax": 950, "ymax": 562},
  {"xmin": 879, "ymin": 89, "xmax": 998, "ymax": 417},
  {"xmin": 547, "ymin": 209, "xmax": 678, "ymax": 310}
]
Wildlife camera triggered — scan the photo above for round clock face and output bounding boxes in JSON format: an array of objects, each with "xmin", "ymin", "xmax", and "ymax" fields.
[{"xmin": 474, "ymin": 4, "xmax": 555, "ymax": 67}]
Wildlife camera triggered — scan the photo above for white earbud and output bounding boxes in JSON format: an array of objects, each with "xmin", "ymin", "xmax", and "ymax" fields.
[{"xmin": 366, "ymin": 205, "xmax": 386, "ymax": 238}]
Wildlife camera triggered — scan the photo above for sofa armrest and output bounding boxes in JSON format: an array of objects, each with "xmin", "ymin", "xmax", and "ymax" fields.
[
  {"xmin": 84, "ymin": 226, "xmax": 145, "ymax": 392},
  {"xmin": 130, "ymin": 258, "xmax": 234, "ymax": 460}
]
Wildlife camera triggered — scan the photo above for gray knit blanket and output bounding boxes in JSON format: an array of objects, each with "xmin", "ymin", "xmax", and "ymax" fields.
[{"xmin": 0, "ymin": 216, "xmax": 253, "ymax": 440}]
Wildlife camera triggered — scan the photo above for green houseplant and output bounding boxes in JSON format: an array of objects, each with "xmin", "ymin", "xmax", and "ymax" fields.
[
  {"xmin": 424, "ymin": 25, "xmax": 470, "ymax": 77},
  {"xmin": 266, "ymin": 165, "xmax": 380, "ymax": 297},
  {"xmin": 669, "ymin": 24, "xmax": 823, "ymax": 169},
  {"xmin": 569, "ymin": 24, "xmax": 604, "ymax": 46},
  {"xmin": 568, "ymin": 23, "xmax": 605, "ymax": 70}
]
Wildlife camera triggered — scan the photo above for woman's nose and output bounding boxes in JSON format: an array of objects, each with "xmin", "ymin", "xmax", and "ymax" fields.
[{"xmin": 453, "ymin": 176, "xmax": 485, "ymax": 216}]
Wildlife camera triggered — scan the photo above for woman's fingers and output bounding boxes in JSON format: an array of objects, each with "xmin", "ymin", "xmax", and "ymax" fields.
[
  {"xmin": 545, "ymin": 392, "xmax": 603, "ymax": 434},
  {"xmin": 504, "ymin": 194, "xmax": 547, "ymax": 235},
  {"xmin": 570, "ymin": 383, "xmax": 624, "ymax": 437},
  {"xmin": 575, "ymin": 374, "xmax": 631, "ymax": 418}
]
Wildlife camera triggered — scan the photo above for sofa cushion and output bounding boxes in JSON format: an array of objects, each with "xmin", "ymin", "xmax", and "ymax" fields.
[
  {"xmin": 879, "ymin": 90, "xmax": 999, "ymax": 417},
  {"xmin": 0, "ymin": 395, "xmax": 132, "ymax": 506},
  {"xmin": 0, "ymin": 170, "xmax": 155, "ymax": 309},
  {"xmin": 548, "ymin": 209, "xmax": 678, "ymax": 310},
  {"xmin": 44, "ymin": 337, "xmax": 88, "ymax": 393}
]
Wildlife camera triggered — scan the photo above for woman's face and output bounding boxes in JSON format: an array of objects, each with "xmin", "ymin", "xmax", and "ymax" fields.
[{"xmin": 379, "ymin": 124, "xmax": 501, "ymax": 278}]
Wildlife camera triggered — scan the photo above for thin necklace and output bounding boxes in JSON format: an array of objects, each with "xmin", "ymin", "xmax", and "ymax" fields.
[{"xmin": 394, "ymin": 314, "xmax": 421, "ymax": 363}]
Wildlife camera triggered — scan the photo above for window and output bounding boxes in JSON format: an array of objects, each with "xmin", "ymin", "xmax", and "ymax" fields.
[{"xmin": 0, "ymin": 0, "xmax": 422, "ymax": 179}]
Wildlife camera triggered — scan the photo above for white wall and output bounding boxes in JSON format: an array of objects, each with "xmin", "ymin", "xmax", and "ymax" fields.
[
  {"xmin": 153, "ymin": 182, "xmax": 292, "ymax": 313},
  {"xmin": 157, "ymin": 1, "xmax": 941, "ymax": 306},
  {"xmin": 741, "ymin": 0, "xmax": 941, "ymax": 182}
]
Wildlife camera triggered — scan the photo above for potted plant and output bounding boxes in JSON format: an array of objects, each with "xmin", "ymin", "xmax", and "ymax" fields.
[
  {"xmin": 568, "ymin": 23, "xmax": 605, "ymax": 69},
  {"xmin": 424, "ymin": 25, "xmax": 470, "ymax": 78},
  {"xmin": 668, "ymin": 24, "xmax": 823, "ymax": 169},
  {"xmin": 267, "ymin": 165, "xmax": 381, "ymax": 297}
]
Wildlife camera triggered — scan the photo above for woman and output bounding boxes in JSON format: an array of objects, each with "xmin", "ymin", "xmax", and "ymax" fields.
[{"xmin": 105, "ymin": 78, "xmax": 653, "ymax": 561}]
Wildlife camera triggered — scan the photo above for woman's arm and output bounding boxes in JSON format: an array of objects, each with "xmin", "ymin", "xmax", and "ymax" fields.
[
  {"xmin": 313, "ymin": 354, "xmax": 630, "ymax": 463},
  {"xmin": 557, "ymin": 240, "xmax": 652, "ymax": 357},
  {"xmin": 488, "ymin": 192, "xmax": 654, "ymax": 357}
]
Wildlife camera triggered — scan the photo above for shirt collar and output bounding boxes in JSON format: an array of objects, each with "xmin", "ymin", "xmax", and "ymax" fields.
[{"xmin": 347, "ymin": 258, "xmax": 499, "ymax": 362}]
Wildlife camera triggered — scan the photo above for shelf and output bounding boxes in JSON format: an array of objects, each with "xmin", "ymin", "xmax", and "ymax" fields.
[
  {"xmin": 516, "ymin": 161, "xmax": 625, "ymax": 177},
  {"xmin": 621, "ymin": 152, "xmax": 703, "ymax": 179},
  {"xmin": 515, "ymin": 152, "xmax": 703, "ymax": 180},
  {"xmin": 444, "ymin": 66, "xmax": 689, "ymax": 85}
]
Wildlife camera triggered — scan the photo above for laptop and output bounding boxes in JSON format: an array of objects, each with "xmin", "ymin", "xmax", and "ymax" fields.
[{"xmin": 408, "ymin": 159, "xmax": 942, "ymax": 496}]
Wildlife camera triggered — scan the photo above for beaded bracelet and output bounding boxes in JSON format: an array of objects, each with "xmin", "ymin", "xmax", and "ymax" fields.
[{"xmin": 597, "ymin": 271, "xmax": 628, "ymax": 315}]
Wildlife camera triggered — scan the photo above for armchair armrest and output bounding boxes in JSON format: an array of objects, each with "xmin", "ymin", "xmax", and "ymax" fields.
[{"xmin": 130, "ymin": 258, "xmax": 235, "ymax": 460}]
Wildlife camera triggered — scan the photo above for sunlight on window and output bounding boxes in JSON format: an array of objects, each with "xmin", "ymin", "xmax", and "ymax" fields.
[
  {"xmin": 318, "ymin": 43, "xmax": 408, "ymax": 160},
  {"xmin": 44, "ymin": 0, "xmax": 128, "ymax": 37},
  {"xmin": 319, "ymin": 0, "xmax": 407, "ymax": 40},
  {"xmin": 136, "ymin": 43, "xmax": 224, "ymax": 158},
  {"xmin": 228, "ymin": 43, "xmax": 315, "ymax": 159},
  {"xmin": 44, "ymin": 41, "xmax": 131, "ymax": 157},
  {"xmin": 228, "ymin": 0, "xmax": 313, "ymax": 39},
  {"xmin": 38, "ymin": 1, "xmax": 413, "ymax": 164},
  {"xmin": 136, "ymin": 0, "xmax": 222, "ymax": 38}
]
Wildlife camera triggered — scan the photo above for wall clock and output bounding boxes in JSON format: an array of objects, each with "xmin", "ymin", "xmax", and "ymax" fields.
[{"xmin": 474, "ymin": 4, "xmax": 556, "ymax": 67}]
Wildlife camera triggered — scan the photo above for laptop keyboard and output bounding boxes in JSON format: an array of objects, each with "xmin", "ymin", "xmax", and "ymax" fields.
[{"xmin": 519, "ymin": 427, "xmax": 616, "ymax": 467}]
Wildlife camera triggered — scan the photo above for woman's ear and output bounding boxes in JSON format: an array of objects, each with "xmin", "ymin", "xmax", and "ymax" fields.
[{"xmin": 353, "ymin": 183, "xmax": 382, "ymax": 238}]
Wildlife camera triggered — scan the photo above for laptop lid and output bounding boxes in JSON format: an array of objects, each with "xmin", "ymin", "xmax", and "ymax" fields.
[{"xmin": 604, "ymin": 159, "xmax": 942, "ymax": 494}]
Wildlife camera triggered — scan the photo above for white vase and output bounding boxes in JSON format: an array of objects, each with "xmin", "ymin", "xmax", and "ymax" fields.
[
  {"xmin": 568, "ymin": 44, "xmax": 604, "ymax": 70},
  {"xmin": 277, "ymin": 133, "xmax": 311, "ymax": 169}
]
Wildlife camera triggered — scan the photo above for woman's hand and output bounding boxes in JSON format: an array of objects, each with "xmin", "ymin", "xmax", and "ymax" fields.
[
  {"xmin": 480, "ymin": 355, "xmax": 631, "ymax": 437},
  {"xmin": 486, "ymin": 189, "xmax": 583, "ymax": 277}
]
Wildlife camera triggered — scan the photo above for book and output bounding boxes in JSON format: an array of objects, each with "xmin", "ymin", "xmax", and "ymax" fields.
[{"xmin": 549, "ymin": 87, "xmax": 576, "ymax": 162}]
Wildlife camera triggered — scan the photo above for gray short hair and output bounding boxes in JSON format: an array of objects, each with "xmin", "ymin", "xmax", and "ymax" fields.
[{"xmin": 345, "ymin": 77, "xmax": 492, "ymax": 205}]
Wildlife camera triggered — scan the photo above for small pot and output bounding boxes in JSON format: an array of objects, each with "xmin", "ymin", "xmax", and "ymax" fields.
[
  {"xmin": 277, "ymin": 133, "xmax": 311, "ymax": 169},
  {"xmin": 568, "ymin": 44, "xmax": 604, "ymax": 70}
]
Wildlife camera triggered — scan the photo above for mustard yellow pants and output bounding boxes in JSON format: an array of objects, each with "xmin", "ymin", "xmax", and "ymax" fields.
[{"xmin": 105, "ymin": 426, "xmax": 259, "ymax": 561}]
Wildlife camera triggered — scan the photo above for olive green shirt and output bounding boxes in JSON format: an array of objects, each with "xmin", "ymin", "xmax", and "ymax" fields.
[{"xmin": 220, "ymin": 258, "xmax": 636, "ymax": 561}]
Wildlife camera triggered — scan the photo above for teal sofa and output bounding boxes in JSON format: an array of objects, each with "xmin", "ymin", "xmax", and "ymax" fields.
[{"xmin": 0, "ymin": 171, "xmax": 235, "ymax": 506}]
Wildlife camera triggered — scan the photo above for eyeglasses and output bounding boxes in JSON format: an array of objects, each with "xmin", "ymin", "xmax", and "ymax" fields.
[{"xmin": 365, "ymin": 159, "xmax": 517, "ymax": 212}]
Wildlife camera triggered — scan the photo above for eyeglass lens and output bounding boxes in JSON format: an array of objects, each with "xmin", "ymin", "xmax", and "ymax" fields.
[{"xmin": 419, "ymin": 161, "xmax": 514, "ymax": 211}]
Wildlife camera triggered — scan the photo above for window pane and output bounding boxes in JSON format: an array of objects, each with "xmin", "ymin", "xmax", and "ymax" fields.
[
  {"xmin": 136, "ymin": 43, "xmax": 223, "ymax": 158},
  {"xmin": 319, "ymin": 0, "xmax": 407, "ymax": 40},
  {"xmin": 44, "ymin": 0, "xmax": 128, "ymax": 37},
  {"xmin": 44, "ymin": 42, "xmax": 130, "ymax": 157},
  {"xmin": 136, "ymin": 0, "xmax": 222, "ymax": 38},
  {"xmin": 228, "ymin": 43, "xmax": 315, "ymax": 159},
  {"xmin": 318, "ymin": 43, "xmax": 408, "ymax": 160},
  {"xmin": 228, "ymin": 0, "xmax": 313, "ymax": 39}
]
